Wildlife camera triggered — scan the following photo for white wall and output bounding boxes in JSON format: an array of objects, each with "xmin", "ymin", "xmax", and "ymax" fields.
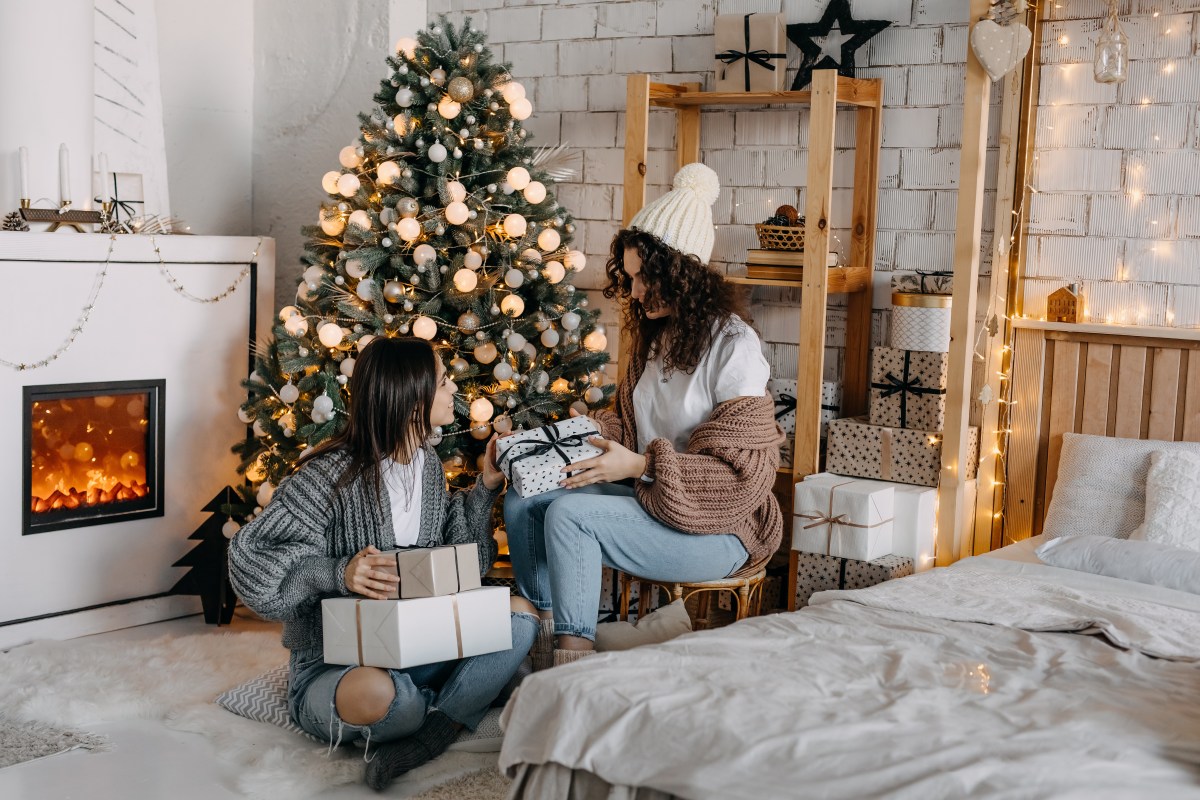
[{"xmin": 156, "ymin": 0, "xmax": 254, "ymax": 235}]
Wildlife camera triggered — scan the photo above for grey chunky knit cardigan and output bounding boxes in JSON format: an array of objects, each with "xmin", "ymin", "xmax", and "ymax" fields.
[{"xmin": 228, "ymin": 447, "xmax": 502, "ymax": 653}]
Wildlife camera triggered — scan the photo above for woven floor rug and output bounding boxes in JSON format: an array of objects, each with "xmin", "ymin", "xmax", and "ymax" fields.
[{"xmin": 0, "ymin": 629, "xmax": 500, "ymax": 798}]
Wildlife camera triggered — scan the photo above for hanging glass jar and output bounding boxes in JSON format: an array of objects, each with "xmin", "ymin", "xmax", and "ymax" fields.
[{"xmin": 1094, "ymin": 0, "xmax": 1129, "ymax": 84}]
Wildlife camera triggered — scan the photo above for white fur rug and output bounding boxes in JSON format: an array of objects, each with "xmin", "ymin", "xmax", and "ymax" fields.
[{"xmin": 0, "ymin": 630, "xmax": 500, "ymax": 799}]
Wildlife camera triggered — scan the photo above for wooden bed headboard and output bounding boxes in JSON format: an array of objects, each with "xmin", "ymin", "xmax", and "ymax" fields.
[{"xmin": 1005, "ymin": 320, "xmax": 1200, "ymax": 540}]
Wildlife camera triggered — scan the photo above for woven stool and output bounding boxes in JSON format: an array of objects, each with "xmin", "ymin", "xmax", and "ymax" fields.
[{"xmin": 617, "ymin": 561, "xmax": 767, "ymax": 629}]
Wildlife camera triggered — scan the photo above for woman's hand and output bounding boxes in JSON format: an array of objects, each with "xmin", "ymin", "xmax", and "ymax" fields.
[
  {"xmin": 343, "ymin": 545, "xmax": 401, "ymax": 599},
  {"xmin": 481, "ymin": 435, "xmax": 505, "ymax": 490},
  {"xmin": 560, "ymin": 436, "xmax": 647, "ymax": 489}
]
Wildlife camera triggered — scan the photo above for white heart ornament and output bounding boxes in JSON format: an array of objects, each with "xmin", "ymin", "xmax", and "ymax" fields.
[{"xmin": 970, "ymin": 19, "xmax": 1032, "ymax": 81}]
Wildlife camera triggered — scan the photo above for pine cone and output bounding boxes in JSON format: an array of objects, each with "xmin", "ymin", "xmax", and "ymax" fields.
[{"xmin": 2, "ymin": 210, "xmax": 29, "ymax": 231}]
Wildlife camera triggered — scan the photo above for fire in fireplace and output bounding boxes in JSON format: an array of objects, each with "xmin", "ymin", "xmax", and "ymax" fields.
[{"xmin": 23, "ymin": 380, "xmax": 165, "ymax": 535}]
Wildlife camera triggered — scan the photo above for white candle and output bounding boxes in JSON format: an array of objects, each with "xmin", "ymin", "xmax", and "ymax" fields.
[
  {"xmin": 97, "ymin": 152, "xmax": 109, "ymax": 202},
  {"xmin": 18, "ymin": 146, "xmax": 29, "ymax": 199},
  {"xmin": 59, "ymin": 143, "xmax": 70, "ymax": 203}
]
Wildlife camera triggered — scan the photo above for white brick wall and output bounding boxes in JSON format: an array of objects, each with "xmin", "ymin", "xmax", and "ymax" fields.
[{"xmin": 1028, "ymin": 5, "xmax": 1200, "ymax": 328}]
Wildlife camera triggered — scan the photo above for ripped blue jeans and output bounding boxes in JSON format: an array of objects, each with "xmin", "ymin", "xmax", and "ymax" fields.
[{"xmin": 288, "ymin": 611, "xmax": 538, "ymax": 745}]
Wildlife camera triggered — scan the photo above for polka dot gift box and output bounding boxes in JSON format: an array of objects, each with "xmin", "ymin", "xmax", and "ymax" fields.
[
  {"xmin": 826, "ymin": 417, "xmax": 979, "ymax": 488},
  {"xmin": 496, "ymin": 416, "xmax": 604, "ymax": 498}
]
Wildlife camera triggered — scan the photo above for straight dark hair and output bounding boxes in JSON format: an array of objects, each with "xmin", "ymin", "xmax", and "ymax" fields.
[{"xmin": 296, "ymin": 336, "xmax": 439, "ymax": 498}]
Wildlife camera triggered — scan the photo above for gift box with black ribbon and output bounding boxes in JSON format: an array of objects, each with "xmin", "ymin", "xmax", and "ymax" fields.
[
  {"xmin": 890, "ymin": 270, "xmax": 953, "ymax": 296},
  {"xmin": 793, "ymin": 552, "xmax": 914, "ymax": 609},
  {"xmin": 495, "ymin": 417, "xmax": 604, "ymax": 498},
  {"xmin": 869, "ymin": 347, "xmax": 948, "ymax": 431},
  {"xmin": 714, "ymin": 13, "xmax": 788, "ymax": 92},
  {"xmin": 826, "ymin": 417, "xmax": 979, "ymax": 488}
]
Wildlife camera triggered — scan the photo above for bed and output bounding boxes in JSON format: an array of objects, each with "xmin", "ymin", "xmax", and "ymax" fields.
[{"xmin": 498, "ymin": 322, "xmax": 1200, "ymax": 799}]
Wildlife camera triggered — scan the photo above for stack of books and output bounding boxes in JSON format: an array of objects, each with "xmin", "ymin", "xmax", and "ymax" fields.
[{"xmin": 745, "ymin": 249, "xmax": 839, "ymax": 280}]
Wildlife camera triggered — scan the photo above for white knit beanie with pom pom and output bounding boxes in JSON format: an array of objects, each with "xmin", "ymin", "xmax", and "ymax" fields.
[{"xmin": 628, "ymin": 162, "xmax": 720, "ymax": 264}]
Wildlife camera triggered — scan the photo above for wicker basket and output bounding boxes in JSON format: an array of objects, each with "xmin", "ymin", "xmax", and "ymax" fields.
[{"xmin": 754, "ymin": 223, "xmax": 805, "ymax": 251}]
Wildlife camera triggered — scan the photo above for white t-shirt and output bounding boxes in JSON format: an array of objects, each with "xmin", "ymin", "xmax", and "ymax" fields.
[
  {"xmin": 381, "ymin": 450, "xmax": 425, "ymax": 547},
  {"xmin": 633, "ymin": 315, "xmax": 770, "ymax": 453}
]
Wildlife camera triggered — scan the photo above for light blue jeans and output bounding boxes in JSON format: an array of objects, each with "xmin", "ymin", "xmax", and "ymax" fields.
[
  {"xmin": 503, "ymin": 483, "xmax": 749, "ymax": 640},
  {"xmin": 288, "ymin": 611, "xmax": 538, "ymax": 745}
]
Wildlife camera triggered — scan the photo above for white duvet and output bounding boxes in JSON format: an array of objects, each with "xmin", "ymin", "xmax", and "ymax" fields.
[{"xmin": 499, "ymin": 555, "xmax": 1200, "ymax": 799}]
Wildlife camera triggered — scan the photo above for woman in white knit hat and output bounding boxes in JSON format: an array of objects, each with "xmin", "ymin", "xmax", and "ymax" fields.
[{"xmin": 504, "ymin": 162, "xmax": 784, "ymax": 668}]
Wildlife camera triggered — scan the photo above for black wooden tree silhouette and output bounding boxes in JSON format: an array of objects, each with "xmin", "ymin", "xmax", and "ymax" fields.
[{"xmin": 171, "ymin": 487, "xmax": 239, "ymax": 625}]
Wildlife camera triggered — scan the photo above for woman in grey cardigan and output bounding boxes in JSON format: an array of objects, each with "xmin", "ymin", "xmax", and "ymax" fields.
[{"xmin": 229, "ymin": 337, "xmax": 538, "ymax": 790}]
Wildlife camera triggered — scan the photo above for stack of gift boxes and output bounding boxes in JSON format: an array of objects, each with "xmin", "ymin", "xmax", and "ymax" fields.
[
  {"xmin": 322, "ymin": 543, "xmax": 514, "ymax": 669},
  {"xmin": 791, "ymin": 271, "xmax": 980, "ymax": 608}
]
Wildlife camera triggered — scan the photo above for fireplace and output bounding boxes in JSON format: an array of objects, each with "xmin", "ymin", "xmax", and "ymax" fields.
[{"xmin": 23, "ymin": 379, "xmax": 166, "ymax": 535}]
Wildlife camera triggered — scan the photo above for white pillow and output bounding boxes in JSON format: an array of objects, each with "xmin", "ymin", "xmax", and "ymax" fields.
[
  {"xmin": 1042, "ymin": 433, "xmax": 1200, "ymax": 540},
  {"xmin": 595, "ymin": 599, "xmax": 693, "ymax": 652},
  {"xmin": 1036, "ymin": 536, "xmax": 1200, "ymax": 595},
  {"xmin": 1131, "ymin": 449, "xmax": 1200, "ymax": 551}
]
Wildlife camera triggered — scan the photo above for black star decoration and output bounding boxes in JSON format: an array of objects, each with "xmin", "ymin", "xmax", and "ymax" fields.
[{"xmin": 786, "ymin": 0, "xmax": 891, "ymax": 91}]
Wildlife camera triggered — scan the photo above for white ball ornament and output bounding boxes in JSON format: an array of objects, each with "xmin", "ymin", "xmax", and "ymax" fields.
[
  {"xmin": 493, "ymin": 414, "xmax": 513, "ymax": 434},
  {"xmin": 452, "ymin": 147, "xmax": 462, "ymax": 159},
  {"xmin": 357, "ymin": 333, "xmax": 375, "ymax": 352},
  {"xmin": 504, "ymin": 268, "xmax": 525, "ymax": 288},
  {"xmin": 537, "ymin": 228, "xmax": 561, "ymax": 252},
  {"xmin": 506, "ymin": 167, "xmax": 530, "ymax": 191},
  {"xmin": 279, "ymin": 382, "xmax": 300, "ymax": 404},
  {"xmin": 493, "ymin": 361, "xmax": 514, "ymax": 381},
  {"xmin": 376, "ymin": 161, "xmax": 401, "ymax": 185},
  {"xmin": 256, "ymin": 482, "xmax": 275, "ymax": 507},
  {"xmin": 473, "ymin": 341, "xmax": 498, "ymax": 364},
  {"xmin": 413, "ymin": 243, "xmax": 437, "ymax": 265},
  {"xmin": 222, "ymin": 520, "xmax": 240, "ymax": 539},
  {"xmin": 565, "ymin": 250, "xmax": 587, "ymax": 271},
  {"xmin": 428, "ymin": 142, "xmax": 448, "ymax": 163},
  {"xmin": 585, "ymin": 387, "xmax": 604, "ymax": 404},
  {"xmin": 430, "ymin": 68, "xmax": 447, "ymax": 86},
  {"xmin": 503, "ymin": 214, "xmax": 527, "ymax": 238},
  {"xmin": 470, "ymin": 422, "xmax": 492, "ymax": 440},
  {"xmin": 318, "ymin": 322, "xmax": 345, "ymax": 348},
  {"xmin": 523, "ymin": 181, "xmax": 547, "ymax": 204},
  {"xmin": 393, "ymin": 113, "xmax": 410, "ymax": 134},
  {"xmin": 463, "ymin": 250, "xmax": 483, "ymax": 270},
  {"xmin": 345, "ymin": 259, "xmax": 367, "ymax": 279},
  {"xmin": 500, "ymin": 295, "xmax": 525, "ymax": 316},
  {"xmin": 348, "ymin": 210, "xmax": 372, "ymax": 230},
  {"xmin": 510, "ymin": 98, "xmax": 533, "ymax": 120},
  {"xmin": 303, "ymin": 265, "xmax": 324, "ymax": 285},
  {"xmin": 583, "ymin": 330, "xmax": 608, "ymax": 352},
  {"xmin": 572, "ymin": 400, "xmax": 590, "ymax": 416},
  {"xmin": 522, "ymin": 342, "xmax": 538, "ymax": 359},
  {"xmin": 561, "ymin": 311, "xmax": 581, "ymax": 331},
  {"xmin": 397, "ymin": 217, "xmax": 421, "ymax": 241},
  {"xmin": 279, "ymin": 305, "xmax": 300, "ymax": 322},
  {"xmin": 543, "ymin": 261, "xmax": 566, "ymax": 284},
  {"xmin": 337, "ymin": 173, "xmax": 361, "ymax": 197},
  {"xmin": 321, "ymin": 171, "xmax": 341, "ymax": 193},
  {"xmin": 355, "ymin": 278, "xmax": 376, "ymax": 301},
  {"xmin": 521, "ymin": 248, "xmax": 542, "ymax": 264},
  {"xmin": 395, "ymin": 88, "xmax": 414, "ymax": 109},
  {"xmin": 412, "ymin": 315, "xmax": 438, "ymax": 340},
  {"xmin": 336, "ymin": 375, "xmax": 348, "ymax": 385},
  {"xmin": 540, "ymin": 328, "xmax": 560, "ymax": 347},
  {"xmin": 445, "ymin": 201, "xmax": 469, "ymax": 225},
  {"xmin": 339, "ymin": 357, "xmax": 355, "ymax": 377},
  {"xmin": 280, "ymin": 411, "xmax": 296, "ymax": 436},
  {"xmin": 447, "ymin": 181, "xmax": 467, "ymax": 202},
  {"xmin": 313, "ymin": 393, "xmax": 335, "ymax": 415},
  {"xmin": 320, "ymin": 214, "xmax": 345, "ymax": 236},
  {"xmin": 437, "ymin": 96, "xmax": 461, "ymax": 119},
  {"xmin": 339, "ymin": 145, "xmax": 362, "ymax": 169},
  {"xmin": 452, "ymin": 268, "xmax": 478, "ymax": 292},
  {"xmin": 468, "ymin": 398, "xmax": 492, "ymax": 420},
  {"xmin": 237, "ymin": 407, "xmax": 253, "ymax": 424},
  {"xmin": 501, "ymin": 82, "xmax": 526, "ymax": 103},
  {"xmin": 252, "ymin": 418, "xmax": 264, "ymax": 437},
  {"xmin": 506, "ymin": 332, "xmax": 527, "ymax": 350},
  {"xmin": 383, "ymin": 280, "xmax": 405, "ymax": 302}
]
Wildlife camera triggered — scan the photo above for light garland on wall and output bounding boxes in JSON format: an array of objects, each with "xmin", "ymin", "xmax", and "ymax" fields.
[{"xmin": 151, "ymin": 235, "xmax": 262, "ymax": 304}]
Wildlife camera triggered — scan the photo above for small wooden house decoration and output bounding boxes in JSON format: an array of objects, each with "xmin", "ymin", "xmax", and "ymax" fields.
[{"xmin": 1047, "ymin": 283, "xmax": 1082, "ymax": 323}]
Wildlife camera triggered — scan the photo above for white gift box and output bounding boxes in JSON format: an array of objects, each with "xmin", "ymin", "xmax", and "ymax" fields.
[
  {"xmin": 496, "ymin": 417, "xmax": 604, "ymax": 497},
  {"xmin": 793, "ymin": 474, "xmax": 894, "ymax": 562},
  {"xmin": 379, "ymin": 543, "xmax": 481, "ymax": 599},
  {"xmin": 801, "ymin": 473, "xmax": 936, "ymax": 572},
  {"xmin": 891, "ymin": 292, "xmax": 952, "ymax": 352},
  {"xmin": 322, "ymin": 586, "xmax": 512, "ymax": 669}
]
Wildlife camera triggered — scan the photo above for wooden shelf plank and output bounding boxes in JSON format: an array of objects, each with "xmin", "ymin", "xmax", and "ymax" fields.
[
  {"xmin": 1012, "ymin": 318, "xmax": 1200, "ymax": 343},
  {"xmin": 649, "ymin": 76, "xmax": 880, "ymax": 108},
  {"xmin": 726, "ymin": 266, "xmax": 871, "ymax": 293}
]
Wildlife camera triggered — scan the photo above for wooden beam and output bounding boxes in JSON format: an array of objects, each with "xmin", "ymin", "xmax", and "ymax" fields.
[
  {"xmin": 794, "ymin": 69, "xmax": 838, "ymax": 480},
  {"xmin": 843, "ymin": 99, "xmax": 882, "ymax": 418},
  {"xmin": 619, "ymin": 74, "xmax": 651, "ymax": 374},
  {"xmin": 937, "ymin": 0, "xmax": 992, "ymax": 566},
  {"xmin": 675, "ymin": 82, "xmax": 702, "ymax": 171}
]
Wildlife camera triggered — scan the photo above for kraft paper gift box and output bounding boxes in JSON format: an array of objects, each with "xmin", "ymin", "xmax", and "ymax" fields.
[
  {"xmin": 826, "ymin": 417, "xmax": 980, "ymax": 488},
  {"xmin": 802, "ymin": 473, "xmax": 937, "ymax": 572},
  {"xmin": 322, "ymin": 586, "xmax": 512, "ymax": 669},
  {"xmin": 869, "ymin": 347, "xmax": 948, "ymax": 431},
  {"xmin": 714, "ymin": 13, "xmax": 788, "ymax": 92},
  {"xmin": 890, "ymin": 271, "xmax": 953, "ymax": 296},
  {"xmin": 794, "ymin": 552, "xmax": 914, "ymax": 609},
  {"xmin": 496, "ymin": 417, "xmax": 604, "ymax": 497},
  {"xmin": 770, "ymin": 379, "xmax": 841, "ymax": 465},
  {"xmin": 792, "ymin": 474, "xmax": 895, "ymax": 562},
  {"xmin": 378, "ymin": 543, "xmax": 481, "ymax": 600}
]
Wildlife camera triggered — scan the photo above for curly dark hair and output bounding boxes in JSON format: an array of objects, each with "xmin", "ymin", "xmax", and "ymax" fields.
[{"xmin": 604, "ymin": 228, "xmax": 750, "ymax": 376}]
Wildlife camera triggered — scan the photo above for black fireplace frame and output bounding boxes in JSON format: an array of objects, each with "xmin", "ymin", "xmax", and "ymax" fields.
[{"xmin": 22, "ymin": 379, "xmax": 166, "ymax": 536}]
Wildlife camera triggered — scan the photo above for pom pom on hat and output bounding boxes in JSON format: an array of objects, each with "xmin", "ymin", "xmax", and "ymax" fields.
[
  {"xmin": 627, "ymin": 162, "xmax": 720, "ymax": 264},
  {"xmin": 672, "ymin": 162, "xmax": 720, "ymax": 207}
]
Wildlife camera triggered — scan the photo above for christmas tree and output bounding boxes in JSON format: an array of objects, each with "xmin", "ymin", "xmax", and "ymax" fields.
[
  {"xmin": 171, "ymin": 487, "xmax": 239, "ymax": 625},
  {"xmin": 231, "ymin": 16, "xmax": 611, "ymax": 510}
]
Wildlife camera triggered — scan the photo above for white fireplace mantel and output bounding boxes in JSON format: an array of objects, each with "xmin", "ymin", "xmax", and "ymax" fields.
[{"xmin": 0, "ymin": 232, "xmax": 274, "ymax": 647}]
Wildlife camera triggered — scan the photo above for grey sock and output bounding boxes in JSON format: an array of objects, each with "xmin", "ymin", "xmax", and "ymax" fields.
[{"xmin": 364, "ymin": 711, "xmax": 460, "ymax": 791}]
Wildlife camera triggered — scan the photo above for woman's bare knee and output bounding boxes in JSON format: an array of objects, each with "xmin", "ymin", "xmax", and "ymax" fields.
[
  {"xmin": 334, "ymin": 667, "xmax": 396, "ymax": 726},
  {"xmin": 510, "ymin": 595, "xmax": 538, "ymax": 616}
]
